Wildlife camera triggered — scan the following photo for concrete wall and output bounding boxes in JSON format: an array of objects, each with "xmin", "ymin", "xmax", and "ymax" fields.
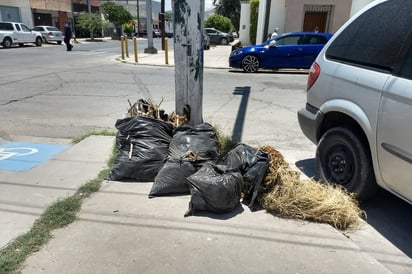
[
  {"xmin": 267, "ymin": 0, "xmax": 285, "ymax": 36},
  {"xmin": 239, "ymin": 1, "xmax": 251, "ymax": 45},
  {"xmin": 0, "ymin": 0, "xmax": 33, "ymax": 27},
  {"xmin": 31, "ymin": 0, "xmax": 71, "ymax": 11},
  {"xmin": 350, "ymin": 0, "xmax": 374, "ymax": 17},
  {"xmin": 284, "ymin": 0, "xmax": 352, "ymax": 33}
]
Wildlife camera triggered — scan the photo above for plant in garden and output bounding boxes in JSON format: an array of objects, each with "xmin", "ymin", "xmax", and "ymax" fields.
[
  {"xmin": 249, "ymin": 0, "xmax": 259, "ymax": 45},
  {"xmin": 213, "ymin": 0, "xmax": 241, "ymax": 31},
  {"xmin": 101, "ymin": 1, "xmax": 133, "ymax": 38},
  {"xmin": 123, "ymin": 22, "xmax": 134, "ymax": 37},
  {"xmin": 76, "ymin": 12, "xmax": 107, "ymax": 40},
  {"xmin": 205, "ymin": 14, "xmax": 233, "ymax": 33}
]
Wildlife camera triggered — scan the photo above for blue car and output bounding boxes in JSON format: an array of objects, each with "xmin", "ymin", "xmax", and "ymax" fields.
[{"xmin": 229, "ymin": 32, "xmax": 332, "ymax": 72}]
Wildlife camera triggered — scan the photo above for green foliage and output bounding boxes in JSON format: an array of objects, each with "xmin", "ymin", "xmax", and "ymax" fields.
[
  {"xmin": 76, "ymin": 12, "xmax": 106, "ymax": 40},
  {"xmin": 165, "ymin": 11, "xmax": 173, "ymax": 20},
  {"xmin": 123, "ymin": 22, "xmax": 134, "ymax": 36},
  {"xmin": 101, "ymin": 1, "xmax": 133, "ymax": 27},
  {"xmin": 205, "ymin": 14, "xmax": 233, "ymax": 33},
  {"xmin": 250, "ymin": 0, "xmax": 259, "ymax": 45},
  {"xmin": 213, "ymin": 0, "xmax": 241, "ymax": 30}
]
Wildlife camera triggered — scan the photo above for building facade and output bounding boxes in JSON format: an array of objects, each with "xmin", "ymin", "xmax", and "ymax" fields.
[
  {"xmin": 0, "ymin": 0, "xmax": 33, "ymax": 27},
  {"xmin": 240, "ymin": 0, "xmax": 375, "ymax": 45}
]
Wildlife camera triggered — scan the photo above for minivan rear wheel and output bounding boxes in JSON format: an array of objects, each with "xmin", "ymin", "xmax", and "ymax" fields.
[{"xmin": 316, "ymin": 126, "xmax": 377, "ymax": 200}]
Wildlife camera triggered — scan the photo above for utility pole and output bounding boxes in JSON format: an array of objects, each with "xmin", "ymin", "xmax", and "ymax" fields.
[
  {"xmin": 160, "ymin": 0, "xmax": 165, "ymax": 50},
  {"xmin": 136, "ymin": 0, "xmax": 140, "ymax": 36},
  {"xmin": 174, "ymin": 0, "xmax": 205, "ymax": 125},
  {"xmin": 144, "ymin": 0, "xmax": 157, "ymax": 53}
]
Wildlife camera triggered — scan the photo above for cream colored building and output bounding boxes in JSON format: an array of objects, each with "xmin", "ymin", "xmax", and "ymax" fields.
[{"xmin": 239, "ymin": 0, "xmax": 375, "ymax": 46}]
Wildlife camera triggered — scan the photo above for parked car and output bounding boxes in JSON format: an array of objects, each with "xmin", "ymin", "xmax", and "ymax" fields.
[
  {"xmin": 203, "ymin": 31, "xmax": 210, "ymax": 50},
  {"xmin": 0, "ymin": 21, "xmax": 42, "ymax": 48},
  {"xmin": 204, "ymin": 27, "xmax": 233, "ymax": 45},
  {"xmin": 153, "ymin": 28, "xmax": 161, "ymax": 38},
  {"xmin": 229, "ymin": 32, "xmax": 332, "ymax": 72},
  {"xmin": 297, "ymin": 0, "xmax": 412, "ymax": 204},
  {"xmin": 32, "ymin": 25, "xmax": 63, "ymax": 44}
]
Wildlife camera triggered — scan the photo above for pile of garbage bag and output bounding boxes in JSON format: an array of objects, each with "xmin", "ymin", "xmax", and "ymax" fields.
[{"xmin": 108, "ymin": 99, "xmax": 363, "ymax": 231}]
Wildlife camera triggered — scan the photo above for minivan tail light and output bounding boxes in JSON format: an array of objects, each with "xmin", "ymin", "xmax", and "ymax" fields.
[{"xmin": 307, "ymin": 62, "xmax": 320, "ymax": 91}]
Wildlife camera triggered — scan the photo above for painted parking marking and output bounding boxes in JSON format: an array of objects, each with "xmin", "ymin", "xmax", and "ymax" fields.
[{"xmin": 0, "ymin": 142, "xmax": 70, "ymax": 172}]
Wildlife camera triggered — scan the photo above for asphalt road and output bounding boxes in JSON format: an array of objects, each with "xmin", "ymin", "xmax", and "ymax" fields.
[{"xmin": 1, "ymin": 40, "xmax": 411, "ymax": 260}]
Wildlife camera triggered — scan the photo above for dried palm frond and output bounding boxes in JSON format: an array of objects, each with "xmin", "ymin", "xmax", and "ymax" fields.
[{"xmin": 257, "ymin": 145, "xmax": 363, "ymax": 231}]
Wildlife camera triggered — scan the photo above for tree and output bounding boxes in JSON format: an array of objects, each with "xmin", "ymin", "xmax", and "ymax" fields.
[
  {"xmin": 250, "ymin": 0, "xmax": 259, "ymax": 45},
  {"xmin": 205, "ymin": 14, "xmax": 232, "ymax": 33},
  {"xmin": 212, "ymin": 0, "xmax": 240, "ymax": 31},
  {"xmin": 101, "ymin": 1, "xmax": 133, "ymax": 38},
  {"xmin": 76, "ymin": 12, "xmax": 106, "ymax": 40}
]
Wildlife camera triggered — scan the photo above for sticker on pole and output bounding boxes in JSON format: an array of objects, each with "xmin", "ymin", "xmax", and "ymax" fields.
[{"xmin": 0, "ymin": 142, "xmax": 70, "ymax": 172}]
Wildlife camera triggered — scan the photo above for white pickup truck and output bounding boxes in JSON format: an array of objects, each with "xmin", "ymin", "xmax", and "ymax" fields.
[{"xmin": 0, "ymin": 22, "xmax": 43, "ymax": 48}]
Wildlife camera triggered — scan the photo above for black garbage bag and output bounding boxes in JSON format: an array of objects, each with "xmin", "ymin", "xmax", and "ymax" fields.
[
  {"xmin": 109, "ymin": 116, "xmax": 173, "ymax": 181},
  {"xmin": 168, "ymin": 123, "xmax": 219, "ymax": 162},
  {"xmin": 223, "ymin": 144, "xmax": 270, "ymax": 210},
  {"xmin": 149, "ymin": 123, "xmax": 219, "ymax": 197},
  {"xmin": 148, "ymin": 159, "xmax": 198, "ymax": 197},
  {"xmin": 184, "ymin": 163, "xmax": 243, "ymax": 216}
]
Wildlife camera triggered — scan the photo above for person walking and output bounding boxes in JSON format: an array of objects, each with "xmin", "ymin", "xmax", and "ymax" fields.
[
  {"xmin": 271, "ymin": 27, "xmax": 279, "ymax": 39},
  {"xmin": 64, "ymin": 21, "xmax": 73, "ymax": 51}
]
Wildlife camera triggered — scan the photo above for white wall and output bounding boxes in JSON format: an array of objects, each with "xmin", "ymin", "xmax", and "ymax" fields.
[
  {"xmin": 239, "ymin": 1, "xmax": 251, "ymax": 45},
  {"xmin": 267, "ymin": 0, "xmax": 285, "ymax": 35},
  {"xmin": 0, "ymin": 0, "xmax": 33, "ymax": 27},
  {"xmin": 350, "ymin": 0, "xmax": 375, "ymax": 17}
]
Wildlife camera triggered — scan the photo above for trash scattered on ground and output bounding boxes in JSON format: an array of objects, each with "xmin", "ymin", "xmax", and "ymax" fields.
[{"xmin": 109, "ymin": 98, "xmax": 363, "ymax": 231}]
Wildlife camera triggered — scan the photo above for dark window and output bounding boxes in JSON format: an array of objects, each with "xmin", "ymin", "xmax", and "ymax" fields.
[
  {"xmin": 305, "ymin": 34, "xmax": 328, "ymax": 45},
  {"xmin": 276, "ymin": 35, "xmax": 303, "ymax": 45},
  {"xmin": 326, "ymin": 0, "xmax": 412, "ymax": 72},
  {"xmin": 0, "ymin": 22, "xmax": 13, "ymax": 31},
  {"xmin": 15, "ymin": 24, "xmax": 21, "ymax": 31},
  {"xmin": 394, "ymin": 31, "xmax": 412, "ymax": 80}
]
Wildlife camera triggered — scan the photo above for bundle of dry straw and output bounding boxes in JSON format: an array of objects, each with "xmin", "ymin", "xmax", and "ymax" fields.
[{"xmin": 258, "ymin": 145, "xmax": 363, "ymax": 231}]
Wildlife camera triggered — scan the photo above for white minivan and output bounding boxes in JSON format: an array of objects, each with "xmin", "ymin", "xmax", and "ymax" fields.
[{"xmin": 298, "ymin": 0, "xmax": 412, "ymax": 204}]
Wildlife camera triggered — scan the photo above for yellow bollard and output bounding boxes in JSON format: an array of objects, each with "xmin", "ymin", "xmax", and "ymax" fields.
[
  {"xmin": 133, "ymin": 37, "xmax": 138, "ymax": 63},
  {"xmin": 165, "ymin": 38, "xmax": 169, "ymax": 65},
  {"xmin": 125, "ymin": 35, "xmax": 129, "ymax": 58},
  {"xmin": 120, "ymin": 35, "xmax": 125, "ymax": 60}
]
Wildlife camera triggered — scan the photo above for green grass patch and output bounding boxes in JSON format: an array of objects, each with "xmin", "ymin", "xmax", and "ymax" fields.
[
  {"xmin": 71, "ymin": 129, "xmax": 116, "ymax": 144},
  {"xmin": 215, "ymin": 127, "xmax": 238, "ymax": 158},
  {"xmin": 0, "ymin": 132, "xmax": 117, "ymax": 274}
]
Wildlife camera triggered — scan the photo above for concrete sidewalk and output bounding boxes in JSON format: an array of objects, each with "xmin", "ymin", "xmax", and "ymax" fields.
[
  {"xmin": 118, "ymin": 44, "xmax": 232, "ymax": 69},
  {"xmin": 17, "ymin": 164, "xmax": 394, "ymax": 274},
  {"xmin": 9, "ymin": 135, "xmax": 411, "ymax": 274}
]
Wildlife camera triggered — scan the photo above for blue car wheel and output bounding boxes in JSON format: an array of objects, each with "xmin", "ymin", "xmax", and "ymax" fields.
[{"xmin": 241, "ymin": 55, "xmax": 260, "ymax": 73}]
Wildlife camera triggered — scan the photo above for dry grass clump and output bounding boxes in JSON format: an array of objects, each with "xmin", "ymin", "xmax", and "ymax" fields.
[
  {"xmin": 127, "ymin": 98, "xmax": 188, "ymax": 127},
  {"xmin": 258, "ymin": 145, "xmax": 363, "ymax": 231}
]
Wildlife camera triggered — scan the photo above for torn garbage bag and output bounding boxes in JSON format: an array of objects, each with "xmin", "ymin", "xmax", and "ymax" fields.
[
  {"xmin": 185, "ymin": 163, "xmax": 243, "ymax": 216},
  {"xmin": 223, "ymin": 144, "xmax": 270, "ymax": 210},
  {"xmin": 109, "ymin": 116, "xmax": 173, "ymax": 181},
  {"xmin": 149, "ymin": 123, "xmax": 219, "ymax": 197}
]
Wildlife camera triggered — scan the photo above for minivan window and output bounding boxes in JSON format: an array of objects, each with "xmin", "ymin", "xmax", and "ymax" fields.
[{"xmin": 325, "ymin": 0, "xmax": 412, "ymax": 72}]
